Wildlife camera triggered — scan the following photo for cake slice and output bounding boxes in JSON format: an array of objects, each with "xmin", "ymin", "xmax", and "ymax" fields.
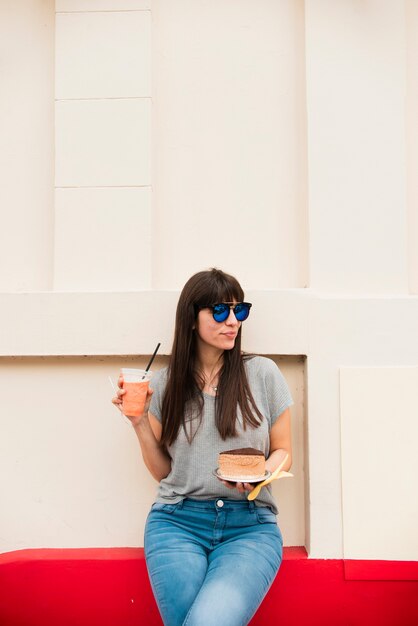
[{"xmin": 218, "ymin": 447, "xmax": 265, "ymax": 480}]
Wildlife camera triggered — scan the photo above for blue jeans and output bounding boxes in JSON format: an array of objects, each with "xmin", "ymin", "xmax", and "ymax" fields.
[{"xmin": 144, "ymin": 498, "xmax": 283, "ymax": 626}]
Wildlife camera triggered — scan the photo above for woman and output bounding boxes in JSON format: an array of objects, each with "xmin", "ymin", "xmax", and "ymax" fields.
[{"xmin": 112, "ymin": 268, "xmax": 293, "ymax": 626}]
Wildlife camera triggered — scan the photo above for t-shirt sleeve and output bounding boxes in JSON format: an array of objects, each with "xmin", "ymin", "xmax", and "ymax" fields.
[
  {"xmin": 260, "ymin": 357, "xmax": 294, "ymax": 425},
  {"xmin": 149, "ymin": 368, "xmax": 168, "ymax": 423}
]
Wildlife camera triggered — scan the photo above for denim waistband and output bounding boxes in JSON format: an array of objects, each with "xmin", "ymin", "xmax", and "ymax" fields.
[{"xmin": 175, "ymin": 498, "xmax": 258, "ymax": 511}]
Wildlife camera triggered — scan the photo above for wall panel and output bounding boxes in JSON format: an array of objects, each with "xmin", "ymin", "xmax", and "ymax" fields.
[
  {"xmin": 406, "ymin": 0, "xmax": 418, "ymax": 294},
  {"xmin": 0, "ymin": 1, "xmax": 54, "ymax": 292},
  {"xmin": 152, "ymin": 0, "xmax": 308, "ymax": 290},
  {"xmin": 340, "ymin": 366, "xmax": 418, "ymax": 560},
  {"xmin": 55, "ymin": 99, "xmax": 151, "ymax": 188},
  {"xmin": 54, "ymin": 188, "xmax": 152, "ymax": 291},
  {"xmin": 55, "ymin": 11, "xmax": 151, "ymax": 99},
  {"xmin": 305, "ymin": 1, "xmax": 408, "ymax": 294},
  {"xmin": 54, "ymin": 5, "xmax": 152, "ymax": 291},
  {"xmin": 0, "ymin": 355, "xmax": 304, "ymax": 552}
]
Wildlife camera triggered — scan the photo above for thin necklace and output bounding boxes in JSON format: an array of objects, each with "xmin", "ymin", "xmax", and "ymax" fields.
[
  {"xmin": 206, "ymin": 376, "xmax": 218, "ymax": 392},
  {"xmin": 201, "ymin": 367, "xmax": 220, "ymax": 393}
]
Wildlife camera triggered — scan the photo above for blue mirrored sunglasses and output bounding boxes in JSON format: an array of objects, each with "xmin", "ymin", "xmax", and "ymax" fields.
[{"xmin": 196, "ymin": 302, "xmax": 252, "ymax": 323}]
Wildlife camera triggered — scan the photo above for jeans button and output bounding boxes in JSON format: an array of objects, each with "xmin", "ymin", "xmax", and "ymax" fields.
[{"xmin": 216, "ymin": 499, "xmax": 224, "ymax": 508}]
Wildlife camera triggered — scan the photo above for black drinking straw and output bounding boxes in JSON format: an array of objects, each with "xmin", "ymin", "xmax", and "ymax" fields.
[{"xmin": 143, "ymin": 342, "xmax": 161, "ymax": 378}]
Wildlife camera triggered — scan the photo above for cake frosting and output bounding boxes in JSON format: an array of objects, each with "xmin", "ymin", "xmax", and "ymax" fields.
[{"xmin": 218, "ymin": 447, "xmax": 265, "ymax": 479}]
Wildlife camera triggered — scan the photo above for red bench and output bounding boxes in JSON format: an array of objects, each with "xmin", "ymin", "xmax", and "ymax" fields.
[{"xmin": 0, "ymin": 547, "xmax": 417, "ymax": 626}]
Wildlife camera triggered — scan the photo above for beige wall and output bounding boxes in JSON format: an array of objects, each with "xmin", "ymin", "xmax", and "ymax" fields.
[
  {"xmin": 0, "ymin": 1, "xmax": 55, "ymax": 292},
  {"xmin": 152, "ymin": 0, "xmax": 308, "ymax": 290},
  {"xmin": 406, "ymin": 0, "xmax": 418, "ymax": 294},
  {"xmin": 0, "ymin": 355, "xmax": 305, "ymax": 552},
  {"xmin": 305, "ymin": 1, "xmax": 408, "ymax": 295},
  {"xmin": 1, "ymin": 0, "xmax": 418, "ymax": 561}
]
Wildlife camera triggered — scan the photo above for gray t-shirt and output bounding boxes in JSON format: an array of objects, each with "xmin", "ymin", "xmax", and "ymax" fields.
[{"xmin": 149, "ymin": 355, "xmax": 293, "ymax": 514}]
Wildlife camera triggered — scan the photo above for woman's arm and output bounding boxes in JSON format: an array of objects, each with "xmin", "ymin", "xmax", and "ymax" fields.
[
  {"xmin": 111, "ymin": 379, "xmax": 172, "ymax": 482},
  {"xmin": 132, "ymin": 412, "xmax": 172, "ymax": 482},
  {"xmin": 265, "ymin": 407, "xmax": 292, "ymax": 473},
  {"xmin": 222, "ymin": 406, "xmax": 292, "ymax": 494}
]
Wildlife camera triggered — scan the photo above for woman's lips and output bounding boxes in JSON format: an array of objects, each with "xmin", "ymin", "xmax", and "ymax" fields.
[{"xmin": 223, "ymin": 332, "xmax": 237, "ymax": 339}]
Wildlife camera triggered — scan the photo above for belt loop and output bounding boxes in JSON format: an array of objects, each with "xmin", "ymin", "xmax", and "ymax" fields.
[{"xmin": 248, "ymin": 500, "xmax": 256, "ymax": 512}]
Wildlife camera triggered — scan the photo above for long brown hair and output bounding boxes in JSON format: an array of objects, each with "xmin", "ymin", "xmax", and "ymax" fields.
[{"xmin": 160, "ymin": 268, "xmax": 263, "ymax": 446}]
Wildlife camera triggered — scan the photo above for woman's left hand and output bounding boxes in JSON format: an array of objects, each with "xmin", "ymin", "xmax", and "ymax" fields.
[{"xmin": 218, "ymin": 479, "xmax": 255, "ymax": 494}]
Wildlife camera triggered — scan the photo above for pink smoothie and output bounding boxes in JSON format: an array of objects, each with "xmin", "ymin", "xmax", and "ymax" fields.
[{"xmin": 122, "ymin": 380, "xmax": 149, "ymax": 417}]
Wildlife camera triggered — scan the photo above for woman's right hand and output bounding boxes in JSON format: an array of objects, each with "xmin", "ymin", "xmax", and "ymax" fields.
[
  {"xmin": 111, "ymin": 375, "xmax": 153, "ymax": 427},
  {"xmin": 112, "ymin": 376, "xmax": 169, "ymax": 481},
  {"xmin": 111, "ymin": 375, "xmax": 126, "ymax": 413}
]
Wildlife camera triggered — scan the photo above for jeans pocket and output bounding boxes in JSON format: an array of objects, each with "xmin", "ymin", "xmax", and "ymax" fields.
[
  {"xmin": 255, "ymin": 506, "xmax": 278, "ymax": 525},
  {"xmin": 150, "ymin": 502, "xmax": 179, "ymax": 514}
]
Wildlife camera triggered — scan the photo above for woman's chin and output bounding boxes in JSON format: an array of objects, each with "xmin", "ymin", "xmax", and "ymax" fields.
[{"xmin": 220, "ymin": 338, "xmax": 236, "ymax": 350}]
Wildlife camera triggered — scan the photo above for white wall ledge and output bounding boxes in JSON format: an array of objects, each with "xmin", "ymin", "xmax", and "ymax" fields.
[
  {"xmin": 1, "ymin": 289, "xmax": 310, "ymax": 357},
  {"xmin": 2, "ymin": 289, "xmax": 417, "ymax": 358}
]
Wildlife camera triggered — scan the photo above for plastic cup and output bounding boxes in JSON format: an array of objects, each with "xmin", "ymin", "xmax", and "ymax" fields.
[{"xmin": 121, "ymin": 368, "xmax": 153, "ymax": 418}]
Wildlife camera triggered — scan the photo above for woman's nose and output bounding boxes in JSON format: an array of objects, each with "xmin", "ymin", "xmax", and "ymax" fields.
[{"xmin": 225, "ymin": 308, "xmax": 239, "ymax": 325}]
